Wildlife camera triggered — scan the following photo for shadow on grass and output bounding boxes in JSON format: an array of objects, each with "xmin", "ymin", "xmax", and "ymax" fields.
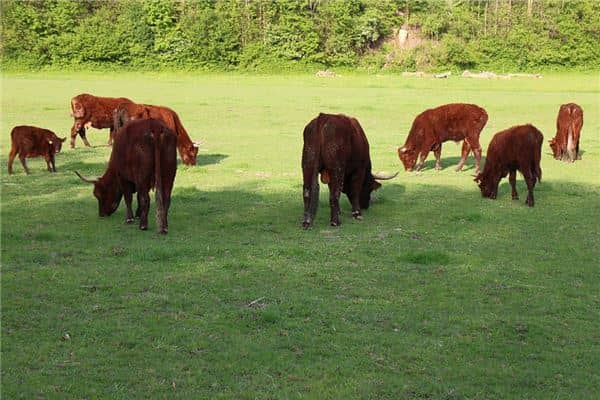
[{"xmin": 420, "ymin": 155, "xmax": 486, "ymax": 172}]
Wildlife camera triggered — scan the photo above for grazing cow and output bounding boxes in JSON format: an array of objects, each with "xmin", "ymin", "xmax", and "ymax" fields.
[
  {"xmin": 301, "ymin": 113, "xmax": 397, "ymax": 228},
  {"xmin": 70, "ymin": 93, "xmax": 134, "ymax": 148},
  {"xmin": 113, "ymin": 103, "xmax": 199, "ymax": 166},
  {"xmin": 549, "ymin": 103, "xmax": 583, "ymax": 162},
  {"xmin": 398, "ymin": 103, "xmax": 488, "ymax": 173},
  {"xmin": 75, "ymin": 118, "xmax": 177, "ymax": 234},
  {"xmin": 474, "ymin": 124, "xmax": 543, "ymax": 207},
  {"xmin": 8, "ymin": 126, "xmax": 65, "ymax": 175}
]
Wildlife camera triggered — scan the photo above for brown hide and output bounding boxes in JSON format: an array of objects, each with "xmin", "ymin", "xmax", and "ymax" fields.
[
  {"xmin": 301, "ymin": 113, "xmax": 386, "ymax": 228},
  {"xmin": 8, "ymin": 126, "xmax": 65, "ymax": 175},
  {"xmin": 70, "ymin": 93, "xmax": 134, "ymax": 148},
  {"xmin": 398, "ymin": 103, "xmax": 488, "ymax": 173},
  {"xmin": 475, "ymin": 124, "xmax": 543, "ymax": 207},
  {"xmin": 77, "ymin": 119, "xmax": 177, "ymax": 234},
  {"xmin": 113, "ymin": 103, "xmax": 198, "ymax": 166},
  {"xmin": 549, "ymin": 103, "xmax": 583, "ymax": 162}
]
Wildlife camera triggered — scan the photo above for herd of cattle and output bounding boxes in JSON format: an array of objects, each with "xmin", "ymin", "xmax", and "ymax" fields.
[{"xmin": 7, "ymin": 94, "xmax": 584, "ymax": 233}]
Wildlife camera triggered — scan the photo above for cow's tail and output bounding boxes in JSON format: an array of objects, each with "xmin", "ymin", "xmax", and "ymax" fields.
[{"xmin": 302, "ymin": 118, "xmax": 320, "ymax": 229}]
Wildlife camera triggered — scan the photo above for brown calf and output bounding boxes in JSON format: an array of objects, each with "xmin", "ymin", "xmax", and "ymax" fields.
[
  {"xmin": 475, "ymin": 124, "xmax": 543, "ymax": 207},
  {"xmin": 549, "ymin": 103, "xmax": 583, "ymax": 162},
  {"xmin": 398, "ymin": 103, "xmax": 488, "ymax": 173},
  {"xmin": 75, "ymin": 118, "xmax": 177, "ymax": 234},
  {"xmin": 8, "ymin": 126, "xmax": 66, "ymax": 175}
]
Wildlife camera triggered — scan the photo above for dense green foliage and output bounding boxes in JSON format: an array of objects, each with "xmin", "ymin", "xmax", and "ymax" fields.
[
  {"xmin": 2, "ymin": 0, "xmax": 599, "ymax": 71},
  {"xmin": 1, "ymin": 72, "xmax": 599, "ymax": 398}
]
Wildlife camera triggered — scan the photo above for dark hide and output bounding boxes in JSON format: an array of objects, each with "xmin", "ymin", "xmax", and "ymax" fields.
[
  {"xmin": 76, "ymin": 118, "xmax": 177, "ymax": 234},
  {"xmin": 301, "ymin": 113, "xmax": 393, "ymax": 228},
  {"xmin": 70, "ymin": 93, "xmax": 134, "ymax": 148},
  {"xmin": 398, "ymin": 103, "xmax": 488, "ymax": 173},
  {"xmin": 113, "ymin": 102, "xmax": 199, "ymax": 166},
  {"xmin": 549, "ymin": 103, "xmax": 583, "ymax": 162},
  {"xmin": 8, "ymin": 125, "xmax": 65, "ymax": 175},
  {"xmin": 474, "ymin": 124, "xmax": 543, "ymax": 207}
]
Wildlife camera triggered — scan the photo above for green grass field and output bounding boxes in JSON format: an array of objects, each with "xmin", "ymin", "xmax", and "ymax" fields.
[{"xmin": 1, "ymin": 72, "xmax": 599, "ymax": 399}]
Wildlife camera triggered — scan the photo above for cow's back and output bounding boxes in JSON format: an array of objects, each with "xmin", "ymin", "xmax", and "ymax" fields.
[
  {"xmin": 111, "ymin": 119, "xmax": 176, "ymax": 186},
  {"xmin": 487, "ymin": 124, "xmax": 543, "ymax": 166},
  {"xmin": 72, "ymin": 94, "xmax": 134, "ymax": 126}
]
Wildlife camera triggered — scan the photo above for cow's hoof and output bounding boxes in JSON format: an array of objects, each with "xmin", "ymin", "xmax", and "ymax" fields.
[
  {"xmin": 330, "ymin": 221, "xmax": 339, "ymax": 227},
  {"xmin": 159, "ymin": 229, "xmax": 168, "ymax": 235},
  {"xmin": 352, "ymin": 211, "xmax": 362, "ymax": 220},
  {"xmin": 302, "ymin": 221, "xmax": 311, "ymax": 229},
  {"xmin": 512, "ymin": 196, "xmax": 519, "ymax": 200},
  {"xmin": 126, "ymin": 218, "xmax": 134, "ymax": 224},
  {"xmin": 139, "ymin": 224, "xmax": 148, "ymax": 231}
]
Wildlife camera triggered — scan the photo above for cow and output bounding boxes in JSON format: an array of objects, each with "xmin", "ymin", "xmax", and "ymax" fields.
[
  {"xmin": 113, "ymin": 102, "xmax": 199, "ymax": 166},
  {"xmin": 474, "ymin": 124, "xmax": 543, "ymax": 207},
  {"xmin": 301, "ymin": 113, "xmax": 398, "ymax": 228},
  {"xmin": 75, "ymin": 118, "xmax": 177, "ymax": 234},
  {"xmin": 70, "ymin": 93, "xmax": 134, "ymax": 148},
  {"xmin": 8, "ymin": 125, "xmax": 66, "ymax": 175},
  {"xmin": 398, "ymin": 103, "xmax": 488, "ymax": 173},
  {"xmin": 549, "ymin": 103, "xmax": 583, "ymax": 162}
]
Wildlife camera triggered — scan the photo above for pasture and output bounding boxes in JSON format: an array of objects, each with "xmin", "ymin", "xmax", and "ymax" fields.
[{"xmin": 1, "ymin": 72, "xmax": 599, "ymax": 399}]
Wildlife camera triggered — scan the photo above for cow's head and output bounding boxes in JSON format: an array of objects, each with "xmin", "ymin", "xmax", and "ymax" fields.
[
  {"xmin": 474, "ymin": 173, "xmax": 498, "ymax": 199},
  {"xmin": 49, "ymin": 137, "xmax": 66, "ymax": 153},
  {"xmin": 398, "ymin": 146, "xmax": 417, "ymax": 171},
  {"xmin": 359, "ymin": 171, "xmax": 399, "ymax": 209},
  {"xmin": 181, "ymin": 143, "xmax": 199, "ymax": 166},
  {"xmin": 548, "ymin": 138, "xmax": 561, "ymax": 160},
  {"xmin": 75, "ymin": 171, "xmax": 122, "ymax": 217}
]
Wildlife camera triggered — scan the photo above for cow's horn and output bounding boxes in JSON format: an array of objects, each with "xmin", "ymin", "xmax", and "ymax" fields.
[
  {"xmin": 399, "ymin": 146, "xmax": 407, "ymax": 153},
  {"xmin": 75, "ymin": 171, "xmax": 98, "ymax": 184},
  {"xmin": 192, "ymin": 140, "xmax": 203, "ymax": 148},
  {"xmin": 372, "ymin": 171, "xmax": 399, "ymax": 180}
]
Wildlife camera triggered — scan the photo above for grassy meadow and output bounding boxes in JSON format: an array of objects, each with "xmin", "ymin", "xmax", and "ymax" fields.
[{"xmin": 1, "ymin": 72, "xmax": 599, "ymax": 399}]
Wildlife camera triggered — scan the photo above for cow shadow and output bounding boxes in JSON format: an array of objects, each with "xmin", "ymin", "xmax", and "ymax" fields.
[
  {"xmin": 195, "ymin": 153, "xmax": 228, "ymax": 167},
  {"xmin": 421, "ymin": 156, "xmax": 485, "ymax": 172}
]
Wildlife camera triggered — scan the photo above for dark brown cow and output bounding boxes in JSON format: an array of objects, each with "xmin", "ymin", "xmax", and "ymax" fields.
[
  {"xmin": 113, "ymin": 103, "xmax": 199, "ymax": 166},
  {"xmin": 301, "ymin": 113, "xmax": 397, "ymax": 228},
  {"xmin": 70, "ymin": 93, "xmax": 134, "ymax": 148},
  {"xmin": 398, "ymin": 103, "xmax": 488, "ymax": 173},
  {"xmin": 474, "ymin": 124, "xmax": 543, "ymax": 207},
  {"xmin": 549, "ymin": 103, "xmax": 583, "ymax": 162},
  {"xmin": 75, "ymin": 118, "xmax": 177, "ymax": 234},
  {"xmin": 8, "ymin": 126, "xmax": 65, "ymax": 175}
]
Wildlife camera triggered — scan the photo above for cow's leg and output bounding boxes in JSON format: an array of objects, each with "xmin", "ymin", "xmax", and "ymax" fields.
[
  {"xmin": 156, "ymin": 170, "xmax": 175, "ymax": 234},
  {"xmin": 7, "ymin": 149, "xmax": 17, "ymax": 174},
  {"xmin": 19, "ymin": 155, "xmax": 30, "ymax": 175},
  {"xmin": 123, "ymin": 184, "xmax": 135, "ymax": 224},
  {"xmin": 328, "ymin": 168, "xmax": 343, "ymax": 227},
  {"xmin": 522, "ymin": 170, "xmax": 536, "ymax": 207},
  {"xmin": 301, "ymin": 151, "xmax": 319, "ymax": 229},
  {"xmin": 509, "ymin": 169, "xmax": 518, "ymax": 200},
  {"xmin": 137, "ymin": 189, "xmax": 150, "ymax": 230},
  {"xmin": 79, "ymin": 128, "xmax": 91, "ymax": 147},
  {"xmin": 44, "ymin": 153, "xmax": 57, "ymax": 172},
  {"xmin": 108, "ymin": 127, "xmax": 114, "ymax": 146},
  {"xmin": 455, "ymin": 141, "xmax": 471, "ymax": 172},
  {"xmin": 349, "ymin": 170, "xmax": 366, "ymax": 220},
  {"xmin": 433, "ymin": 143, "xmax": 442, "ymax": 171},
  {"xmin": 415, "ymin": 150, "xmax": 429, "ymax": 172},
  {"xmin": 70, "ymin": 124, "xmax": 79, "ymax": 148}
]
